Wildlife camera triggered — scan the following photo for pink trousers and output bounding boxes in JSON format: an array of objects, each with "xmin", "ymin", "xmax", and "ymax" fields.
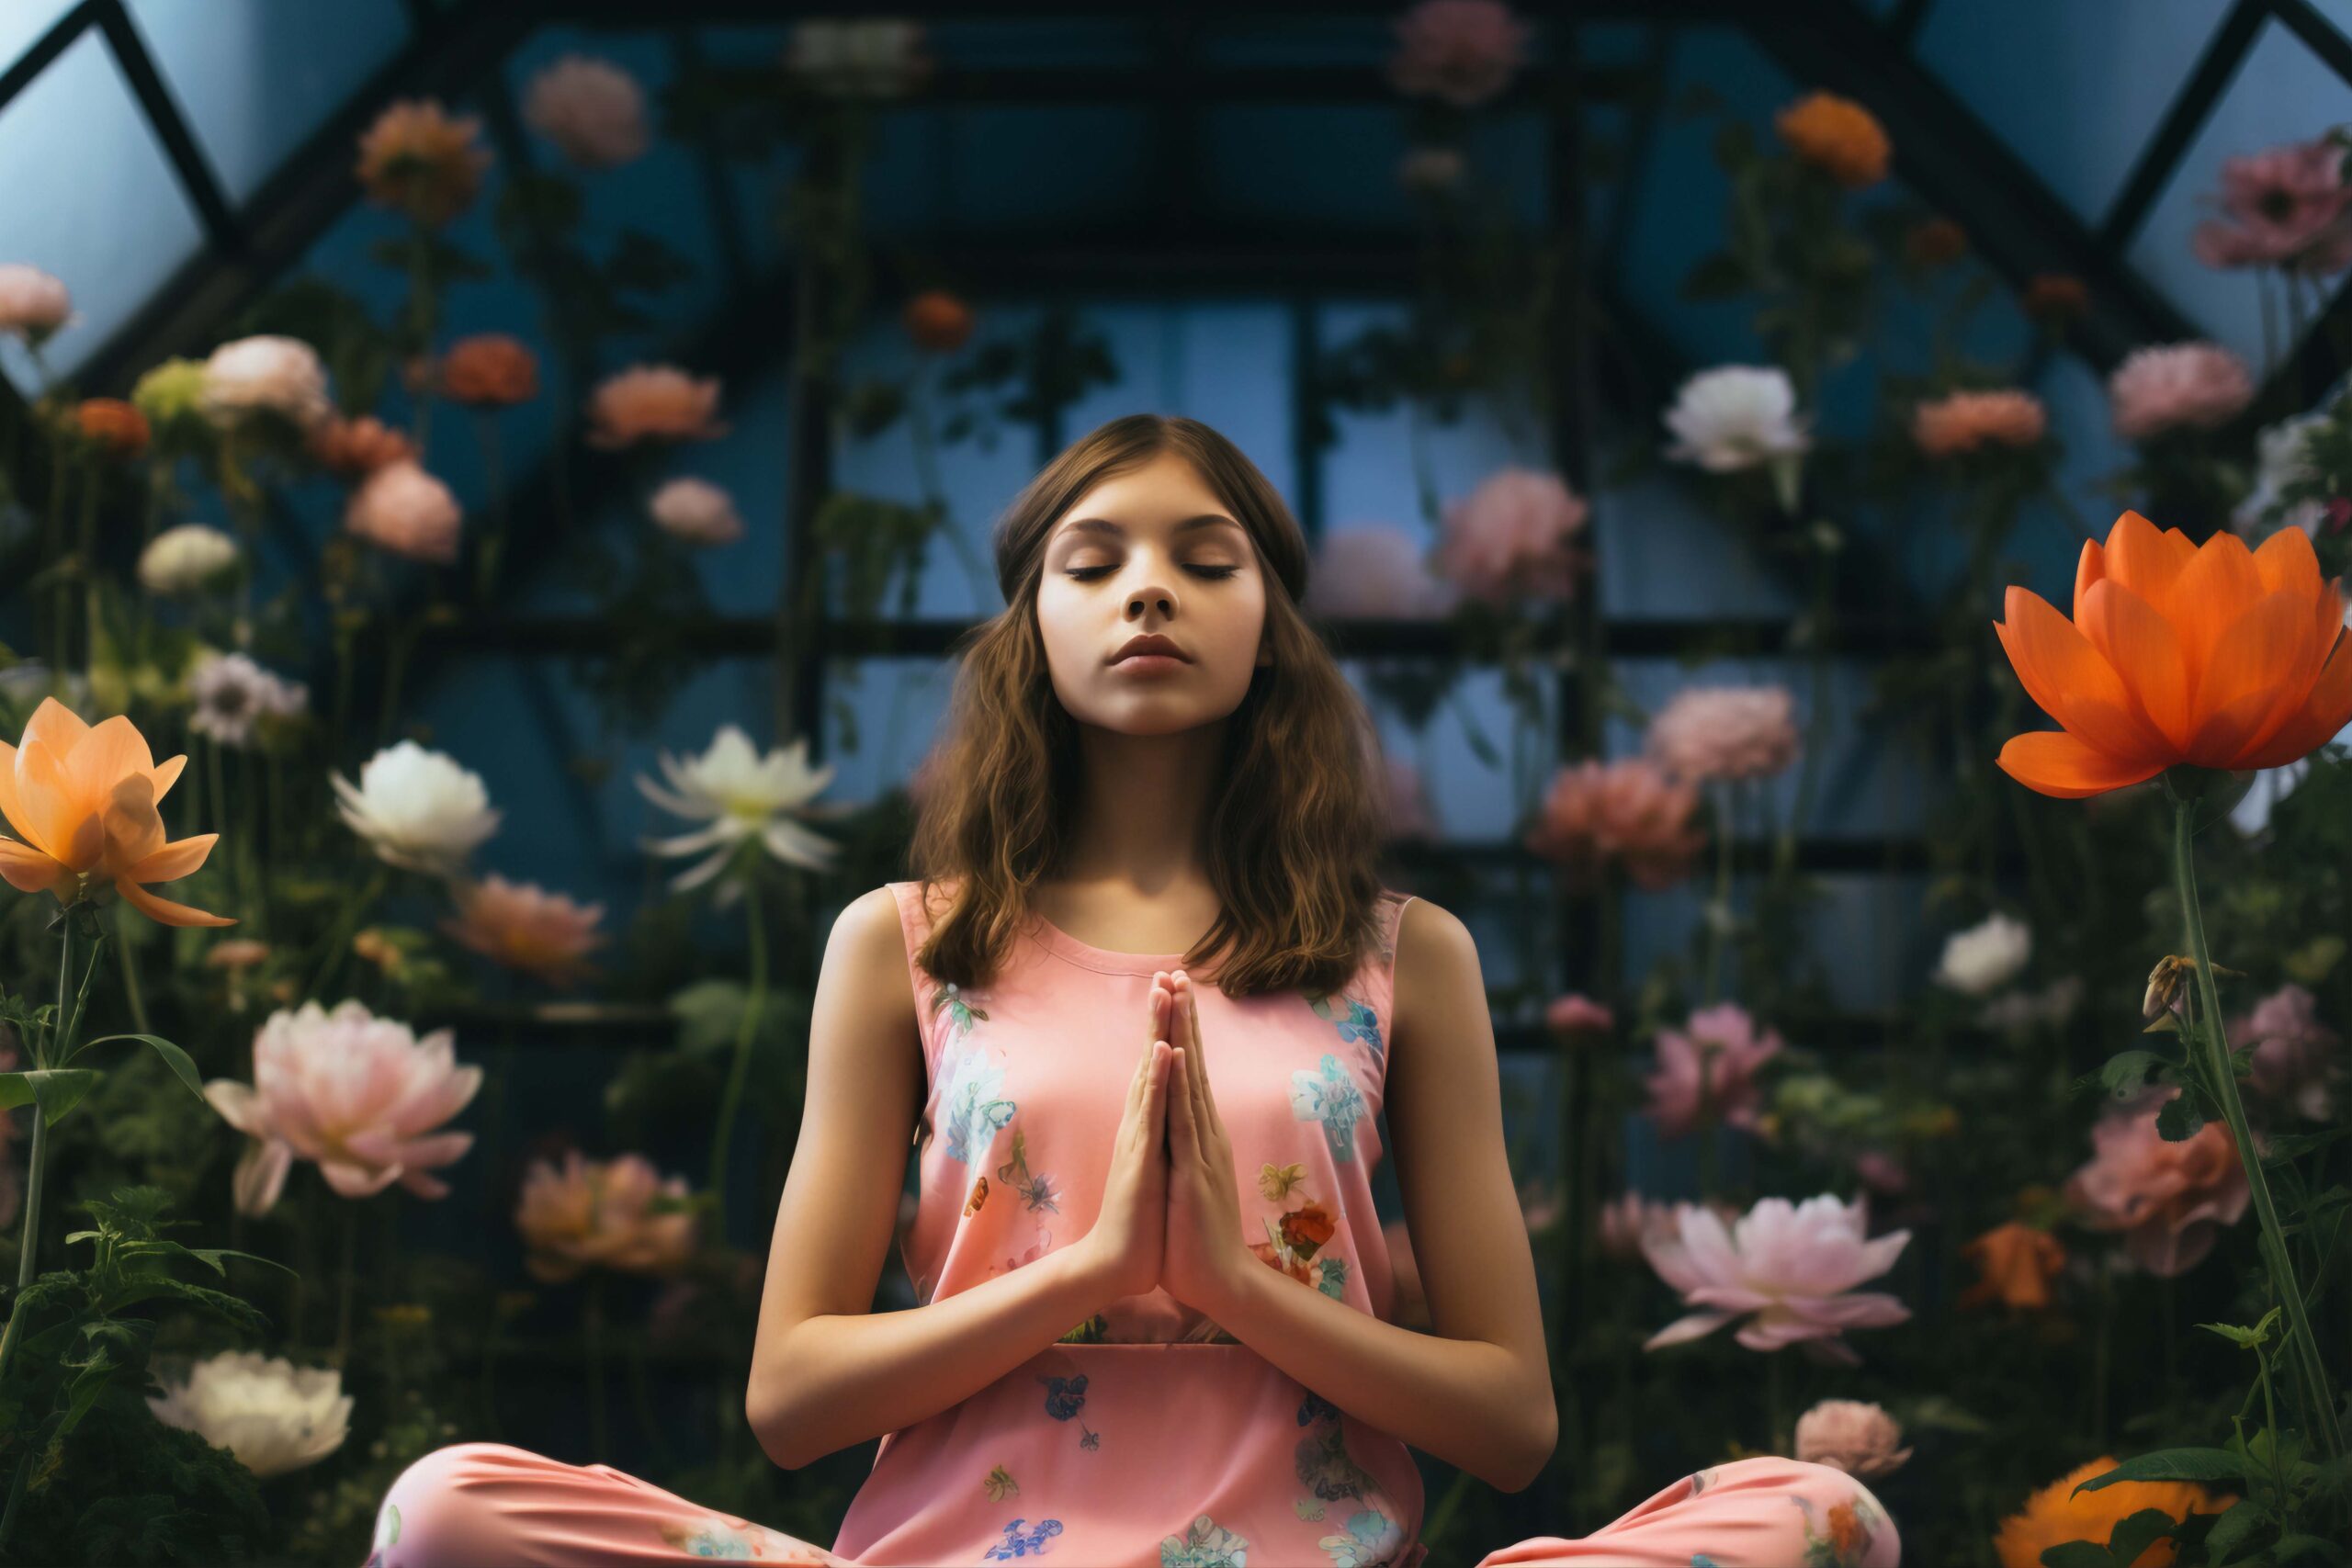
[{"xmin": 363, "ymin": 1442, "xmax": 1899, "ymax": 1567}]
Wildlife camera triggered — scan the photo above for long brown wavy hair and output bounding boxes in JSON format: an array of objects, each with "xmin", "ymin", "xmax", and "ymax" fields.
[{"xmin": 903, "ymin": 412, "xmax": 1388, "ymax": 998}]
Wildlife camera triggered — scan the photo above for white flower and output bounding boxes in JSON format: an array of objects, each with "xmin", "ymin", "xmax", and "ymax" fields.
[
  {"xmin": 637, "ymin": 725, "xmax": 842, "ymax": 897},
  {"xmin": 1662, "ymin": 366, "xmax": 1811, "ymax": 472},
  {"xmin": 2233, "ymin": 406, "xmax": 2333, "ymax": 542},
  {"xmin": 137, "ymin": 523, "xmax": 241, "ymax": 595},
  {"xmin": 783, "ymin": 19, "xmax": 931, "ymax": 98},
  {"xmin": 522, "ymin": 53, "xmax": 649, "ymax": 169},
  {"xmin": 200, "ymin": 333, "xmax": 333, "ymax": 430},
  {"xmin": 332, "ymin": 740, "xmax": 501, "ymax": 874},
  {"xmin": 148, "ymin": 1350, "xmax": 352, "ymax": 1478},
  {"xmin": 188, "ymin": 652, "xmax": 308, "ymax": 748},
  {"xmin": 1933, "ymin": 910, "xmax": 2030, "ymax": 995},
  {"xmin": 0, "ymin": 264, "xmax": 74, "ymax": 346},
  {"xmin": 649, "ymin": 477, "xmax": 744, "ymax": 547}
]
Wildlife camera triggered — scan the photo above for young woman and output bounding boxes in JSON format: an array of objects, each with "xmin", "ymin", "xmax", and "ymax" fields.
[{"xmin": 366, "ymin": 414, "xmax": 1900, "ymax": 1567}]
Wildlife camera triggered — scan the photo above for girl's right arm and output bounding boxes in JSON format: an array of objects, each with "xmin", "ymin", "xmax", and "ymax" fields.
[{"xmin": 744, "ymin": 886, "xmax": 1159, "ymax": 1471}]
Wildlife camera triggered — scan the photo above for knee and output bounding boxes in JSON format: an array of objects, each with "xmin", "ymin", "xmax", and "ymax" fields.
[
  {"xmin": 371, "ymin": 1442, "xmax": 560, "ymax": 1568},
  {"xmin": 1785, "ymin": 1459, "xmax": 1901, "ymax": 1568}
]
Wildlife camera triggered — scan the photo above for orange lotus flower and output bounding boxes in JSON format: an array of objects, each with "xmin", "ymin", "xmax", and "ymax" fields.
[
  {"xmin": 1994, "ymin": 510, "xmax": 2352, "ymax": 798},
  {"xmin": 0, "ymin": 699, "xmax": 234, "ymax": 926}
]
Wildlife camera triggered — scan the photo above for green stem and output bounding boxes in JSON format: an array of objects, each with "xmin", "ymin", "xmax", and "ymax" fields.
[
  {"xmin": 708, "ymin": 881, "xmax": 768, "ymax": 1246},
  {"xmin": 116, "ymin": 901, "xmax": 151, "ymax": 1036},
  {"xmin": 334, "ymin": 1201, "xmax": 357, "ymax": 1367},
  {"xmin": 0, "ymin": 909, "xmax": 102, "ymax": 1401},
  {"xmin": 584, "ymin": 1273, "xmax": 609, "ymax": 1461},
  {"xmin": 2172, "ymin": 791, "xmax": 2345, "ymax": 1462},
  {"xmin": 75, "ymin": 456, "xmax": 99, "ymax": 670},
  {"xmin": 308, "ymin": 864, "xmax": 390, "ymax": 1003}
]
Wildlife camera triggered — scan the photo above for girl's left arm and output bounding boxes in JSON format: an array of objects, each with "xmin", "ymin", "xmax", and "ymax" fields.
[{"xmin": 1187, "ymin": 897, "xmax": 1557, "ymax": 1493}]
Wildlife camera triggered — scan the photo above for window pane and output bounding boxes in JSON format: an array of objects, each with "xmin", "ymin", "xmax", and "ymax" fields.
[{"xmin": 0, "ymin": 1, "xmax": 78, "ymax": 77}]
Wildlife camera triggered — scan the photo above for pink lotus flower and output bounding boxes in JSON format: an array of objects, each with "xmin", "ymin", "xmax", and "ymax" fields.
[
  {"xmin": 1306, "ymin": 525, "xmax": 1454, "ymax": 619},
  {"xmin": 1432, "ymin": 466, "xmax": 1589, "ymax": 608},
  {"xmin": 1386, "ymin": 0, "xmax": 1532, "ymax": 108},
  {"xmin": 2063, "ymin": 1086, "xmax": 2251, "ymax": 1276},
  {"xmin": 2107, "ymin": 342, "xmax": 2256, "ymax": 442},
  {"xmin": 1545, "ymin": 991, "xmax": 1614, "ymax": 1042},
  {"xmin": 1644, "ymin": 1002, "xmax": 1784, "ymax": 1139},
  {"xmin": 441, "ymin": 874, "xmax": 607, "ymax": 986},
  {"xmin": 1795, "ymin": 1398, "xmax": 1913, "ymax": 1479},
  {"xmin": 203, "ymin": 1000, "xmax": 481, "ymax": 1217},
  {"xmin": 1647, "ymin": 683, "xmax": 1800, "ymax": 783},
  {"xmin": 1599, "ymin": 1190, "xmax": 1740, "ymax": 1259},
  {"xmin": 1639, "ymin": 1192, "xmax": 1912, "ymax": 1365},
  {"xmin": 584, "ymin": 364, "xmax": 729, "ymax": 449},
  {"xmin": 1524, "ymin": 757, "xmax": 1705, "ymax": 890},
  {"xmin": 2232, "ymin": 982, "xmax": 2339, "ymax": 1122},
  {"xmin": 2192, "ymin": 135, "xmax": 2352, "ymax": 275},
  {"xmin": 345, "ymin": 458, "xmax": 462, "ymax": 564},
  {"xmin": 514, "ymin": 1148, "xmax": 699, "ymax": 1282}
]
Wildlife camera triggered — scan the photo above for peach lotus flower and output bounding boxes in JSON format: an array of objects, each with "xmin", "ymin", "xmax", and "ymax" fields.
[
  {"xmin": 437, "ymin": 333, "xmax": 539, "ymax": 407},
  {"xmin": 2064, "ymin": 1087, "xmax": 2251, "ymax": 1277},
  {"xmin": 203, "ymin": 999, "xmax": 481, "ymax": 1217},
  {"xmin": 2108, "ymin": 342, "xmax": 2255, "ymax": 441},
  {"xmin": 0, "ymin": 699, "xmax": 233, "ymax": 927},
  {"xmin": 1992, "ymin": 510, "xmax": 2352, "ymax": 798},
  {"xmin": 1911, "ymin": 389, "xmax": 2047, "ymax": 457},
  {"xmin": 1644, "ymin": 1001, "xmax": 1784, "ymax": 1138},
  {"xmin": 1958, "ymin": 1219, "xmax": 2068, "ymax": 1310},
  {"xmin": 1385, "ymin": 0, "xmax": 1532, "ymax": 109},
  {"xmin": 356, "ymin": 98, "xmax": 492, "ymax": 228},
  {"xmin": 1774, "ymin": 91, "xmax": 1891, "ymax": 189},
  {"xmin": 514, "ymin": 1148, "xmax": 699, "ymax": 1283},
  {"xmin": 440, "ymin": 874, "xmax": 607, "ymax": 986},
  {"xmin": 583, "ymin": 364, "xmax": 729, "ymax": 449},
  {"xmin": 308, "ymin": 413, "xmax": 414, "ymax": 478},
  {"xmin": 1993, "ymin": 1456, "xmax": 2235, "ymax": 1568},
  {"xmin": 1637, "ymin": 1192, "xmax": 1911, "ymax": 1365},
  {"xmin": 1523, "ymin": 757, "xmax": 1706, "ymax": 890},
  {"xmin": 2191, "ymin": 134, "xmax": 2352, "ymax": 275},
  {"xmin": 1793, "ymin": 1398, "xmax": 1912, "ymax": 1480}
]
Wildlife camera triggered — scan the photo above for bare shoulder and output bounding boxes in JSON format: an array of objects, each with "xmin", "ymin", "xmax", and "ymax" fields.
[
  {"xmin": 1391, "ymin": 893, "xmax": 1480, "ymax": 1030},
  {"xmin": 822, "ymin": 886, "xmax": 921, "ymax": 1027}
]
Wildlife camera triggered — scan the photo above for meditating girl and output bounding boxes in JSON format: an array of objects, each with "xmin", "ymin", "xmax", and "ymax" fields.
[{"xmin": 365, "ymin": 412, "xmax": 1899, "ymax": 1567}]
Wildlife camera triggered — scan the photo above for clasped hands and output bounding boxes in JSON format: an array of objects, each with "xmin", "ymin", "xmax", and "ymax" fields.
[{"xmin": 1080, "ymin": 968, "xmax": 1256, "ymax": 1318}]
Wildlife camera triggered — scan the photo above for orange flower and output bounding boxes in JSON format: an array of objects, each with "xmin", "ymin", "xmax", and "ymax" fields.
[
  {"xmin": 0, "ymin": 698, "xmax": 233, "ymax": 926},
  {"xmin": 438, "ymin": 333, "xmax": 539, "ymax": 407},
  {"xmin": 2025, "ymin": 273, "xmax": 2089, "ymax": 322},
  {"xmin": 356, "ymin": 98, "xmax": 492, "ymax": 227},
  {"xmin": 1279, "ymin": 1200, "xmax": 1338, "ymax": 1256},
  {"xmin": 74, "ymin": 398, "xmax": 149, "ymax": 458},
  {"xmin": 1913, "ymin": 389, "xmax": 2047, "ymax": 457},
  {"xmin": 308, "ymin": 413, "xmax": 415, "ymax": 478},
  {"xmin": 1993, "ymin": 1455, "xmax": 2233, "ymax": 1568},
  {"xmin": 902, "ymin": 289, "xmax": 974, "ymax": 353},
  {"xmin": 1994, "ymin": 510, "xmax": 2352, "ymax": 797},
  {"xmin": 440, "ymin": 873, "xmax": 606, "ymax": 986},
  {"xmin": 1775, "ymin": 91, "xmax": 1890, "ymax": 188},
  {"xmin": 1958, "ymin": 1219, "xmax": 2067, "ymax": 1309}
]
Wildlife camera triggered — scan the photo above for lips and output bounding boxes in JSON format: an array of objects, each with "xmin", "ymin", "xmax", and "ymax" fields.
[{"xmin": 1111, "ymin": 636, "xmax": 1188, "ymax": 664}]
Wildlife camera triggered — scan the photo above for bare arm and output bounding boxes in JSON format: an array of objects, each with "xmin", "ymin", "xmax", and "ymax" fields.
[
  {"xmin": 744, "ymin": 886, "xmax": 1115, "ymax": 1471},
  {"xmin": 1193, "ymin": 897, "xmax": 1557, "ymax": 1492}
]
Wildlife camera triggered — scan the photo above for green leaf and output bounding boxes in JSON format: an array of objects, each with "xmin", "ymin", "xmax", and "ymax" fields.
[
  {"xmin": 2103, "ymin": 1507, "xmax": 2187, "ymax": 1566},
  {"xmin": 2155, "ymin": 1092, "xmax": 2205, "ymax": 1142},
  {"xmin": 0, "ymin": 1067, "xmax": 103, "ymax": 1127},
  {"xmin": 2098, "ymin": 1050, "xmax": 2168, "ymax": 1097},
  {"xmin": 2075, "ymin": 1450, "xmax": 2247, "ymax": 1489},
  {"xmin": 2037, "ymin": 1543, "xmax": 2112, "ymax": 1567},
  {"xmin": 2201, "ymin": 1499, "xmax": 2264, "ymax": 1560},
  {"xmin": 73, "ymin": 1032, "xmax": 205, "ymax": 1104}
]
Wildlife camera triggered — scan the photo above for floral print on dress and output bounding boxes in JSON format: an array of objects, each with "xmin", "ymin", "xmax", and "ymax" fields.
[
  {"xmin": 940, "ymin": 1046, "xmax": 1018, "ymax": 1168},
  {"xmin": 655, "ymin": 1514, "xmax": 785, "ymax": 1558},
  {"xmin": 1253, "ymin": 1191, "xmax": 1350, "ymax": 1297},
  {"xmin": 984, "ymin": 1464, "xmax": 1020, "ymax": 1501},
  {"xmin": 1160, "ymin": 1513, "xmax": 1250, "ymax": 1567},
  {"xmin": 1290, "ymin": 1054, "xmax": 1367, "ymax": 1162},
  {"xmin": 364, "ymin": 1498, "xmax": 399, "ymax": 1567},
  {"xmin": 1038, "ymin": 1370, "xmax": 1089, "ymax": 1422},
  {"xmin": 1306, "ymin": 988, "xmax": 1385, "ymax": 1072},
  {"xmin": 982, "ymin": 1517, "xmax": 1065, "ymax": 1559},
  {"xmin": 1791, "ymin": 1490, "xmax": 1883, "ymax": 1567},
  {"xmin": 928, "ymin": 977, "xmax": 988, "ymax": 1046},
  {"xmin": 996, "ymin": 1127, "xmax": 1062, "ymax": 1214},
  {"xmin": 1320, "ymin": 1507, "xmax": 1409, "ymax": 1568}
]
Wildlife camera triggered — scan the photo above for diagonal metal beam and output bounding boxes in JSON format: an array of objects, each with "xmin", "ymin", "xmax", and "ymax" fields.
[
  {"xmin": 92, "ymin": 0, "xmax": 241, "ymax": 254},
  {"xmin": 2098, "ymin": 0, "xmax": 2267, "ymax": 251}
]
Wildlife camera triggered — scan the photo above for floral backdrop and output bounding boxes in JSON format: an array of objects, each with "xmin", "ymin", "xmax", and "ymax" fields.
[{"xmin": 0, "ymin": 4, "xmax": 2349, "ymax": 1564}]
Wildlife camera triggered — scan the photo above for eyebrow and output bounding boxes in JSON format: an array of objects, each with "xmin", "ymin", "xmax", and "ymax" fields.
[{"xmin": 1056, "ymin": 513, "xmax": 1244, "ymax": 542}]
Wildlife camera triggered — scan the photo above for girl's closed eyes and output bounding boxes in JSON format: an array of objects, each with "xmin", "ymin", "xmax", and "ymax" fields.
[{"xmin": 1063, "ymin": 563, "xmax": 1242, "ymax": 581}]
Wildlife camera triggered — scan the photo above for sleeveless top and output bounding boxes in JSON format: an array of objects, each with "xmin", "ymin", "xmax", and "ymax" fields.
[{"xmin": 829, "ymin": 879, "xmax": 1430, "ymax": 1568}]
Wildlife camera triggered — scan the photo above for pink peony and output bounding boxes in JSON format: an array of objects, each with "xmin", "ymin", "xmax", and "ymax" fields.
[
  {"xmin": 1431, "ymin": 466, "xmax": 1589, "ymax": 608},
  {"xmin": 200, "ymin": 334, "xmax": 333, "ymax": 431},
  {"xmin": 2192, "ymin": 136, "xmax": 2352, "ymax": 275},
  {"xmin": 1912, "ymin": 389, "xmax": 2047, "ymax": 457},
  {"xmin": 1644, "ymin": 1002, "xmax": 1784, "ymax": 1139},
  {"xmin": 584, "ymin": 364, "xmax": 729, "ymax": 449},
  {"xmin": 1386, "ymin": 0, "xmax": 1532, "ymax": 108},
  {"xmin": 1545, "ymin": 991, "xmax": 1614, "ymax": 1042},
  {"xmin": 203, "ymin": 999, "xmax": 481, "ymax": 1217},
  {"xmin": 1646, "ymin": 683, "xmax": 1799, "ymax": 783},
  {"xmin": 440, "ymin": 874, "xmax": 607, "ymax": 986},
  {"xmin": 2233, "ymin": 982, "xmax": 2339, "ymax": 1122},
  {"xmin": 1639, "ymin": 1192, "xmax": 1912, "ymax": 1365},
  {"xmin": 2063, "ymin": 1086, "xmax": 2251, "ymax": 1277},
  {"xmin": 2107, "ymin": 342, "xmax": 2256, "ymax": 442},
  {"xmin": 345, "ymin": 457, "xmax": 462, "ymax": 564},
  {"xmin": 1523, "ymin": 758, "xmax": 1705, "ymax": 890},
  {"xmin": 648, "ymin": 476, "xmax": 744, "ymax": 546},
  {"xmin": 514, "ymin": 1148, "xmax": 699, "ymax": 1282},
  {"xmin": 522, "ymin": 53, "xmax": 650, "ymax": 170},
  {"xmin": 1306, "ymin": 525, "xmax": 1454, "ymax": 619},
  {"xmin": 0, "ymin": 264, "xmax": 74, "ymax": 345},
  {"xmin": 1794, "ymin": 1398, "xmax": 1913, "ymax": 1479}
]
